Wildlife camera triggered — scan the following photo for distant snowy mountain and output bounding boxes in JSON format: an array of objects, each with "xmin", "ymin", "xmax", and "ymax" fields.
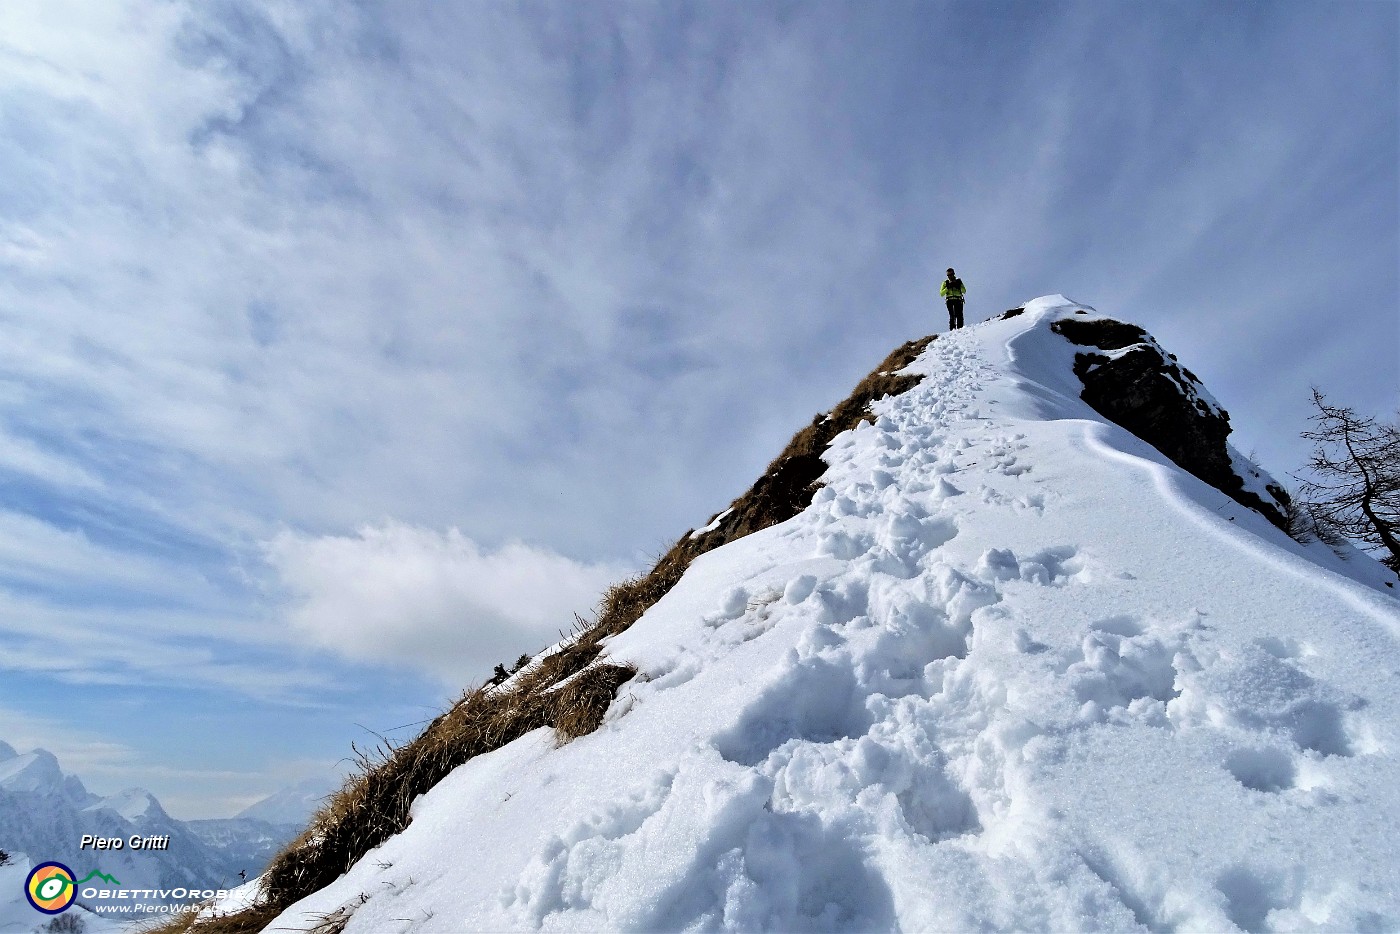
[
  {"xmin": 0, "ymin": 749, "xmax": 87, "ymax": 803},
  {"xmin": 184, "ymin": 817, "xmax": 298, "ymax": 881},
  {"xmin": 182, "ymin": 776, "xmax": 336, "ymax": 878},
  {"xmin": 0, "ymin": 745, "xmax": 321, "ymax": 929},
  {"xmin": 89, "ymin": 787, "xmax": 163, "ymax": 822},
  {"xmin": 0, "ymin": 746, "xmax": 58, "ymax": 791},
  {"xmin": 236, "ymin": 776, "xmax": 336, "ymax": 827},
  {"xmin": 0, "ymin": 747, "xmax": 238, "ymax": 907},
  {"xmin": 222, "ymin": 297, "xmax": 1399, "ymax": 933}
]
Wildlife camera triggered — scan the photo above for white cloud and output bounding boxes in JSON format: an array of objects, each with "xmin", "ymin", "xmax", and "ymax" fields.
[
  {"xmin": 0, "ymin": 508, "xmax": 207, "ymax": 600},
  {"xmin": 265, "ymin": 522, "xmax": 632, "ymax": 684},
  {"xmin": 0, "ymin": 594, "xmax": 342, "ymax": 701},
  {"xmin": 0, "ymin": 0, "xmax": 919, "ymax": 561}
]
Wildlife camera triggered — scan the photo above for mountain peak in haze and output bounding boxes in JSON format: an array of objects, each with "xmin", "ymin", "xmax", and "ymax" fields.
[
  {"xmin": 0, "ymin": 748, "xmax": 66, "ymax": 794},
  {"xmin": 85, "ymin": 787, "xmax": 167, "ymax": 823},
  {"xmin": 236, "ymin": 776, "xmax": 337, "ymax": 827}
]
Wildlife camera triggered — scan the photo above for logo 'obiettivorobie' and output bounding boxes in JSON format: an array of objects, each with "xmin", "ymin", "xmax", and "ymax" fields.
[{"xmin": 24, "ymin": 862, "xmax": 122, "ymax": 915}]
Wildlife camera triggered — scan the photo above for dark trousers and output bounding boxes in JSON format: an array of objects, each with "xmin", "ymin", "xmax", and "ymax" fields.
[{"xmin": 946, "ymin": 298, "xmax": 964, "ymax": 330}]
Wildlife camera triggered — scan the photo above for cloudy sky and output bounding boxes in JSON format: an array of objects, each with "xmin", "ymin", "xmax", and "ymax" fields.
[{"xmin": 0, "ymin": 1, "xmax": 1394, "ymax": 817}]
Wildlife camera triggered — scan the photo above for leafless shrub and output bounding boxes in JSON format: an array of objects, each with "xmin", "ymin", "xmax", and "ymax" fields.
[
  {"xmin": 1296, "ymin": 389, "xmax": 1400, "ymax": 571},
  {"xmin": 44, "ymin": 914, "xmax": 85, "ymax": 933}
]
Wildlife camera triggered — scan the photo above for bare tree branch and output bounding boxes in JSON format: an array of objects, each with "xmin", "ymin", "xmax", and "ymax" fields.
[{"xmin": 1295, "ymin": 388, "xmax": 1400, "ymax": 571}]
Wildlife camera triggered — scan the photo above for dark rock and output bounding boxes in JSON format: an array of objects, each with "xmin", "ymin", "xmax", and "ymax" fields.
[
  {"xmin": 1053, "ymin": 317, "xmax": 1148, "ymax": 351},
  {"xmin": 1051, "ymin": 318, "xmax": 1288, "ymax": 531}
]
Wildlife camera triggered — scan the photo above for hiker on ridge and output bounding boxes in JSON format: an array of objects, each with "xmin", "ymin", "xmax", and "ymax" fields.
[{"xmin": 941, "ymin": 268, "xmax": 966, "ymax": 330}]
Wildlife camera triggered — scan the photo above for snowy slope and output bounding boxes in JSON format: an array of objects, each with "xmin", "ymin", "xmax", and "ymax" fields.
[{"xmin": 260, "ymin": 296, "xmax": 1400, "ymax": 932}]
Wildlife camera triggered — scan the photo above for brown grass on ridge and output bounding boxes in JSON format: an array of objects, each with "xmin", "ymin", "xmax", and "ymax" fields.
[{"xmin": 191, "ymin": 332, "xmax": 937, "ymax": 933}]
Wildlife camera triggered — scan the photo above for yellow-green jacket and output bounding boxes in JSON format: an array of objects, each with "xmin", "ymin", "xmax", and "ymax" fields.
[{"xmin": 940, "ymin": 277, "xmax": 967, "ymax": 300}]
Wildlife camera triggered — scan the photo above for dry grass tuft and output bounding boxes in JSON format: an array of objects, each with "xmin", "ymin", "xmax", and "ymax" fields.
[
  {"xmin": 199, "ymin": 332, "xmax": 936, "ymax": 932},
  {"xmin": 551, "ymin": 663, "xmax": 639, "ymax": 740},
  {"xmin": 301, "ymin": 903, "xmax": 357, "ymax": 934},
  {"xmin": 257, "ymin": 685, "xmax": 557, "ymax": 910}
]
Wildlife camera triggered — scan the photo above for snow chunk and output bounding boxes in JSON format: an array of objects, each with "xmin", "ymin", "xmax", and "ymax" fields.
[{"xmin": 691, "ymin": 508, "xmax": 735, "ymax": 539}]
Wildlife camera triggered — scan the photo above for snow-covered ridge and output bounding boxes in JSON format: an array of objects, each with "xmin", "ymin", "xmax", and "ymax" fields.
[{"xmin": 258, "ymin": 297, "xmax": 1400, "ymax": 932}]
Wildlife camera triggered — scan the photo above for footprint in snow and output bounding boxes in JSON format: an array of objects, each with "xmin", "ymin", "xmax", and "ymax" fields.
[
  {"xmin": 973, "ymin": 545, "xmax": 1085, "ymax": 587},
  {"xmin": 1168, "ymin": 643, "xmax": 1369, "ymax": 760},
  {"xmin": 1222, "ymin": 745, "xmax": 1298, "ymax": 793}
]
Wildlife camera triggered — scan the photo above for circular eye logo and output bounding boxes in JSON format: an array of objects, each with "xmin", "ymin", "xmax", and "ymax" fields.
[{"xmin": 25, "ymin": 862, "xmax": 76, "ymax": 914}]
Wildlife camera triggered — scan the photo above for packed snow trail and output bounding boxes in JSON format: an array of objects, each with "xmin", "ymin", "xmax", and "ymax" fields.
[{"xmin": 256, "ymin": 297, "xmax": 1400, "ymax": 933}]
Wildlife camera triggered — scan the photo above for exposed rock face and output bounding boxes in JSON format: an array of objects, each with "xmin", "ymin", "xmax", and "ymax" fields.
[{"xmin": 1051, "ymin": 317, "xmax": 1290, "ymax": 530}]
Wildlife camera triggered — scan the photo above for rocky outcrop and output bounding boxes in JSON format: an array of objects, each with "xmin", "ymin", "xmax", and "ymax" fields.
[{"xmin": 1051, "ymin": 317, "xmax": 1290, "ymax": 530}]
